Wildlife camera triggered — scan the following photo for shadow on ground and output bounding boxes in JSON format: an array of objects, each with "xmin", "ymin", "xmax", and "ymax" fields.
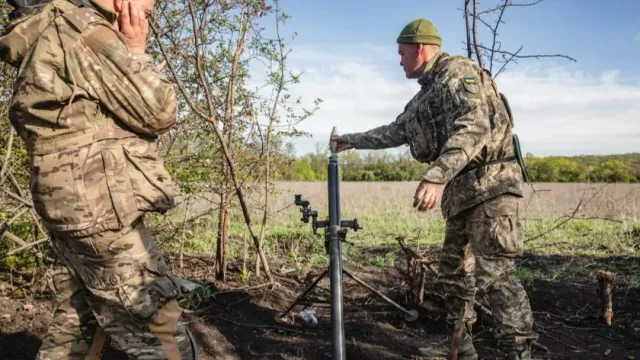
[{"xmin": 1, "ymin": 251, "xmax": 639, "ymax": 359}]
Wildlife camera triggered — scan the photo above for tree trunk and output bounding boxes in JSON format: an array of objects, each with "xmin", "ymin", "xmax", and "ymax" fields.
[{"xmin": 216, "ymin": 181, "xmax": 229, "ymax": 282}]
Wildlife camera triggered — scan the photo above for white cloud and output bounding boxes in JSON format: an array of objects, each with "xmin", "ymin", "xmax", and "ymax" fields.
[{"xmin": 276, "ymin": 44, "xmax": 640, "ymax": 157}]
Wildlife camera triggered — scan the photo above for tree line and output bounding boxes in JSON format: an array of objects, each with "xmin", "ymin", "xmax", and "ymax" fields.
[{"xmin": 275, "ymin": 149, "xmax": 640, "ymax": 183}]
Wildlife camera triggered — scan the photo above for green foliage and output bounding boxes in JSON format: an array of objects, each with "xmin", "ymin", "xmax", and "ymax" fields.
[
  {"xmin": 277, "ymin": 159, "xmax": 316, "ymax": 181},
  {"xmin": 0, "ymin": 2, "xmax": 44, "ymax": 271},
  {"xmin": 275, "ymin": 149, "xmax": 640, "ymax": 183},
  {"xmin": 0, "ymin": 215, "xmax": 39, "ymax": 271},
  {"xmin": 524, "ymin": 155, "xmax": 638, "ymax": 183}
]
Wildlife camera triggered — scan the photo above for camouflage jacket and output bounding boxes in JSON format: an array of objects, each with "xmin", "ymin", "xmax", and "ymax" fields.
[
  {"xmin": 341, "ymin": 52, "xmax": 523, "ymax": 219},
  {"xmin": 0, "ymin": 0, "xmax": 181, "ymax": 236}
]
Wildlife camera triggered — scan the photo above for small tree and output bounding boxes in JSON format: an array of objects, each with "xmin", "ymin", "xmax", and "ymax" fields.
[{"xmin": 149, "ymin": 0, "xmax": 320, "ymax": 281}]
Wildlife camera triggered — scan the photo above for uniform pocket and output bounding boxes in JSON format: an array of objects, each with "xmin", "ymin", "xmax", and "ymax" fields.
[
  {"xmin": 467, "ymin": 195, "xmax": 523, "ymax": 258},
  {"xmin": 121, "ymin": 139, "xmax": 180, "ymax": 213},
  {"xmin": 100, "ymin": 147, "xmax": 138, "ymax": 224},
  {"xmin": 405, "ymin": 118, "xmax": 434, "ymax": 162},
  {"xmin": 73, "ymin": 223, "xmax": 181, "ymax": 320},
  {"xmin": 30, "ymin": 146, "xmax": 115, "ymax": 233}
]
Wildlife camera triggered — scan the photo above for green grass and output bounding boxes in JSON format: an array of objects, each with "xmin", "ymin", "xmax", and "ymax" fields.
[
  {"xmin": 153, "ymin": 202, "xmax": 640, "ymax": 288},
  {"xmin": 3, "ymin": 181, "xmax": 638, "ymax": 292}
]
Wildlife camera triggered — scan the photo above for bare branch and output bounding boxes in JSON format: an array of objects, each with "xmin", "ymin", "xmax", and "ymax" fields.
[
  {"xmin": 0, "ymin": 205, "xmax": 29, "ymax": 236},
  {"xmin": 0, "ymin": 128, "xmax": 13, "ymax": 186},
  {"xmin": 464, "ymin": 0, "xmax": 472, "ymax": 58},
  {"xmin": 0, "ymin": 160, "xmax": 47, "ymax": 238},
  {"xmin": 0, "ymin": 238, "xmax": 48, "ymax": 261},
  {"xmin": 494, "ymin": 45, "xmax": 523, "ymax": 78},
  {"xmin": 257, "ymin": 0, "xmax": 287, "ymax": 276},
  {"xmin": 472, "ymin": 0, "xmax": 484, "ymax": 68},
  {"xmin": 2, "ymin": 189, "xmax": 33, "ymax": 207},
  {"xmin": 1, "ymin": 232, "xmax": 44, "ymax": 259},
  {"xmin": 477, "ymin": 0, "xmax": 544, "ymax": 15},
  {"xmin": 490, "ymin": 0, "xmax": 510, "ymax": 74},
  {"xmin": 149, "ymin": 23, "xmax": 212, "ymax": 124},
  {"xmin": 525, "ymin": 183, "xmax": 602, "ymax": 243},
  {"xmin": 187, "ymin": 0, "xmax": 216, "ymax": 118},
  {"xmin": 476, "ymin": 44, "xmax": 577, "ymax": 62}
]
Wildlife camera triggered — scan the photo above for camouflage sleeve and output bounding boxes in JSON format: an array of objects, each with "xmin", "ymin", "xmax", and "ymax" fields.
[
  {"xmin": 73, "ymin": 24, "xmax": 177, "ymax": 136},
  {"xmin": 341, "ymin": 116, "xmax": 408, "ymax": 149},
  {"xmin": 421, "ymin": 65, "xmax": 491, "ymax": 184}
]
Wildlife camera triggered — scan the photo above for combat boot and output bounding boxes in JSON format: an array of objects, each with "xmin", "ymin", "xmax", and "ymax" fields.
[
  {"xmin": 501, "ymin": 343, "xmax": 532, "ymax": 360},
  {"xmin": 416, "ymin": 324, "xmax": 477, "ymax": 360},
  {"xmin": 506, "ymin": 350, "xmax": 531, "ymax": 360}
]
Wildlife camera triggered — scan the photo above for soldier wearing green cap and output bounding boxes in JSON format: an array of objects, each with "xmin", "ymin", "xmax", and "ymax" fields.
[{"xmin": 332, "ymin": 18, "xmax": 537, "ymax": 360}]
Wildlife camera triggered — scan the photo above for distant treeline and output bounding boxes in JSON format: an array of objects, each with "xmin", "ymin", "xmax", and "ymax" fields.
[{"xmin": 274, "ymin": 151, "xmax": 640, "ymax": 183}]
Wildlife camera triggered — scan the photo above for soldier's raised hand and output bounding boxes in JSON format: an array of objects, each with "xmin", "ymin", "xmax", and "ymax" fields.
[
  {"xmin": 331, "ymin": 135, "xmax": 355, "ymax": 152},
  {"xmin": 115, "ymin": 0, "xmax": 149, "ymax": 55}
]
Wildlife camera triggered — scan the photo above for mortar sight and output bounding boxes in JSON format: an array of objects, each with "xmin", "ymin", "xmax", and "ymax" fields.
[{"xmin": 294, "ymin": 194, "xmax": 309, "ymax": 207}]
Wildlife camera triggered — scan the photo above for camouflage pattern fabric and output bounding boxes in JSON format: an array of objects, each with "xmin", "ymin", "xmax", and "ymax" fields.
[
  {"xmin": 341, "ymin": 52, "xmax": 523, "ymax": 219},
  {"xmin": 0, "ymin": 0, "xmax": 181, "ymax": 237},
  {"xmin": 37, "ymin": 265, "xmax": 108, "ymax": 359},
  {"xmin": 0, "ymin": 1, "xmax": 194, "ymax": 358},
  {"xmin": 438, "ymin": 194, "xmax": 538, "ymax": 347},
  {"xmin": 37, "ymin": 219, "xmax": 197, "ymax": 360}
]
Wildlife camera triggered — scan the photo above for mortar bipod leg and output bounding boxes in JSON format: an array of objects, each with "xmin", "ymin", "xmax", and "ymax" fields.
[
  {"xmin": 274, "ymin": 269, "xmax": 329, "ymax": 323},
  {"xmin": 342, "ymin": 269, "xmax": 419, "ymax": 322}
]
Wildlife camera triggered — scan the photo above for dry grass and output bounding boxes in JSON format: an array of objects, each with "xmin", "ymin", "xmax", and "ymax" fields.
[
  {"xmin": 270, "ymin": 181, "xmax": 640, "ymax": 222},
  {"xmin": 167, "ymin": 182, "xmax": 639, "ymax": 262}
]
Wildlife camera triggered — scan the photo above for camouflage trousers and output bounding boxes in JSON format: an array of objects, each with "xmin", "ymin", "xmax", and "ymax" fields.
[
  {"xmin": 438, "ymin": 194, "xmax": 538, "ymax": 347},
  {"xmin": 36, "ymin": 218, "xmax": 197, "ymax": 360}
]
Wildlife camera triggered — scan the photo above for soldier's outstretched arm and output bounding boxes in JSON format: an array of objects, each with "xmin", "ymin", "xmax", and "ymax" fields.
[
  {"xmin": 421, "ymin": 67, "xmax": 491, "ymax": 185},
  {"xmin": 339, "ymin": 119, "xmax": 408, "ymax": 150},
  {"xmin": 71, "ymin": 23, "xmax": 177, "ymax": 137}
]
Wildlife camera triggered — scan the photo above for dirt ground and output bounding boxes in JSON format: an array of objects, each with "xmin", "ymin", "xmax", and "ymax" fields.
[{"xmin": 1, "ymin": 251, "xmax": 639, "ymax": 360}]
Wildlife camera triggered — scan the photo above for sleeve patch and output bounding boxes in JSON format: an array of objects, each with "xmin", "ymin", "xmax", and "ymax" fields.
[
  {"xmin": 82, "ymin": 25, "xmax": 122, "ymax": 55},
  {"xmin": 463, "ymin": 76, "xmax": 476, "ymax": 84},
  {"xmin": 461, "ymin": 75, "xmax": 481, "ymax": 94}
]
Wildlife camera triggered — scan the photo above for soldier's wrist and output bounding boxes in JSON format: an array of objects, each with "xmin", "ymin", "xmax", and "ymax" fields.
[
  {"xmin": 341, "ymin": 134, "xmax": 356, "ymax": 147},
  {"xmin": 422, "ymin": 165, "xmax": 446, "ymax": 184}
]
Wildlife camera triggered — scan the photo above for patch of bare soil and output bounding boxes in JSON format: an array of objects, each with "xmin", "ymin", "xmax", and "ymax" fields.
[{"xmin": 1, "ymin": 252, "xmax": 639, "ymax": 360}]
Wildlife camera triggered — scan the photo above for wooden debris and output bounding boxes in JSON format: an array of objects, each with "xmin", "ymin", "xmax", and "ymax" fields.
[
  {"xmin": 597, "ymin": 270, "xmax": 616, "ymax": 326},
  {"xmin": 395, "ymin": 234, "xmax": 549, "ymax": 354}
]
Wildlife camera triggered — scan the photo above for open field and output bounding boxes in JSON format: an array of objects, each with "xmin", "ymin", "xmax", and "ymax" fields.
[
  {"xmin": 2, "ymin": 181, "xmax": 640, "ymax": 359},
  {"xmin": 268, "ymin": 181, "xmax": 640, "ymax": 221},
  {"xmin": 173, "ymin": 182, "xmax": 640, "ymax": 276}
]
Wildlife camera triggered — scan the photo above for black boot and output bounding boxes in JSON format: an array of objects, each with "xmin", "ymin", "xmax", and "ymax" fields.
[
  {"xmin": 416, "ymin": 323, "xmax": 477, "ymax": 360},
  {"xmin": 502, "ymin": 343, "xmax": 532, "ymax": 360}
]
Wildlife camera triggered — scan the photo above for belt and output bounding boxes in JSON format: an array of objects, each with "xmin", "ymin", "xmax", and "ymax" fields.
[{"xmin": 457, "ymin": 156, "xmax": 517, "ymax": 177}]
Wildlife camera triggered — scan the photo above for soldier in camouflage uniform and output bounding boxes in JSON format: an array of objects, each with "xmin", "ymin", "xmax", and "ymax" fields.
[
  {"xmin": 333, "ymin": 18, "xmax": 538, "ymax": 360},
  {"xmin": 0, "ymin": 0, "xmax": 198, "ymax": 358}
]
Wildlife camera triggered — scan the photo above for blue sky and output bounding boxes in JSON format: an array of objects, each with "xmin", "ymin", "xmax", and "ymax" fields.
[
  {"xmin": 280, "ymin": 0, "xmax": 640, "ymax": 75},
  {"xmin": 256, "ymin": 1, "xmax": 640, "ymax": 157}
]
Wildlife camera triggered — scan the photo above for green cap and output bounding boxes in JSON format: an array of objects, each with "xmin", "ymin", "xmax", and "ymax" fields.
[{"xmin": 396, "ymin": 18, "xmax": 442, "ymax": 46}]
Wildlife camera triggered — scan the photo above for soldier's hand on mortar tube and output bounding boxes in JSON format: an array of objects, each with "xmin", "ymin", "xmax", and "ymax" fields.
[
  {"xmin": 413, "ymin": 180, "xmax": 444, "ymax": 211},
  {"xmin": 330, "ymin": 135, "xmax": 354, "ymax": 152},
  {"xmin": 115, "ymin": 0, "xmax": 149, "ymax": 55}
]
